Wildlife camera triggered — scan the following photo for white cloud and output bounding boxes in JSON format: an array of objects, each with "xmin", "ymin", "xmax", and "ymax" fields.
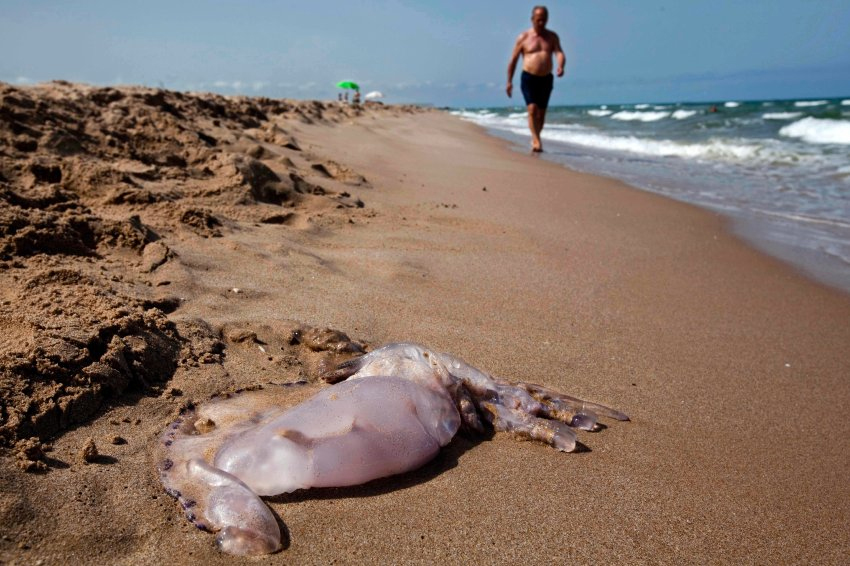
[{"xmin": 14, "ymin": 76, "xmax": 33, "ymax": 84}]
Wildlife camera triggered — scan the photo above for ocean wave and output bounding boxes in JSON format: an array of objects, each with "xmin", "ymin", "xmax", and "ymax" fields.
[
  {"xmin": 724, "ymin": 101, "xmax": 740, "ymax": 107},
  {"xmin": 794, "ymin": 100, "xmax": 828, "ymax": 107},
  {"xmin": 540, "ymin": 129, "xmax": 767, "ymax": 161},
  {"xmin": 453, "ymin": 107, "xmax": 843, "ymax": 166},
  {"xmin": 672, "ymin": 110, "xmax": 697, "ymax": 120},
  {"xmin": 451, "ymin": 110, "xmax": 498, "ymax": 119},
  {"xmin": 453, "ymin": 111, "xmax": 811, "ymax": 163},
  {"xmin": 611, "ymin": 110, "xmax": 670, "ymax": 122},
  {"xmin": 842, "ymin": 100, "xmax": 850, "ymax": 106},
  {"xmin": 635, "ymin": 104, "xmax": 650, "ymax": 109},
  {"xmin": 779, "ymin": 117, "xmax": 850, "ymax": 145},
  {"xmin": 588, "ymin": 109, "xmax": 612, "ymax": 117},
  {"xmin": 763, "ymin": 112, "xmax": 803, "ymax": 120},
  {"xmin": 451, "ymin": 110, "xmax": 526, "ymax": 128}
]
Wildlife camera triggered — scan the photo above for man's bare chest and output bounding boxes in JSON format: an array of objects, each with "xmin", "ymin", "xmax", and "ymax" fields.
[{"xmin": 523, "ymin": 35, "xmax": 552, "ymax": 55}]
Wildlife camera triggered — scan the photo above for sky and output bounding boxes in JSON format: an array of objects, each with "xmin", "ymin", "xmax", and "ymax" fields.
[{"xmin": 2, "ymin": 0, "xmax": 849, "ymax": 107}]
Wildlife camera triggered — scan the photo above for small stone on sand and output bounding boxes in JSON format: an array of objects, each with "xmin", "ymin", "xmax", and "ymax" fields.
[{"xmin": 81, "ymin": 438, "xmax": 99, "ymax": 463}]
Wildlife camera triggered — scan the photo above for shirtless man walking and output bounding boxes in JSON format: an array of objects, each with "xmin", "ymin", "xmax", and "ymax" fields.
[{"xmin": 506, "ymin": 6, "xmax": 566, "ymax": 152}]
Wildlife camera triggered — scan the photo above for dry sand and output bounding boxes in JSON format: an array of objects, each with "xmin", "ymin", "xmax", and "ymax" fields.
[{"xmin": 1, "ymin": 82, "xmax": 849, "ymax": 564}]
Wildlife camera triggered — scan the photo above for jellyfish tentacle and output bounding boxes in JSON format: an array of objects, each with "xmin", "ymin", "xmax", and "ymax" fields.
[
  {"xmin": 518, "ymin": 382, "xmax": 630, "ymax": 422},
  {"xmin": 479, "ymin": 401, "xmax": 578, "ymax": 452}
]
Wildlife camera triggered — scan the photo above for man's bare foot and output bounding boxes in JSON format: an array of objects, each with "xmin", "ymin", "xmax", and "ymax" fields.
[{"xmin": 531, "ymin": 146, "xmax": 543, "ymax": 153}]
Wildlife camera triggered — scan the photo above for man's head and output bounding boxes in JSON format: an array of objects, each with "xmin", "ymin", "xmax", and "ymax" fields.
[{"xmin": 531, "ymin": 6, "xmax": 548, "ymax": 32}]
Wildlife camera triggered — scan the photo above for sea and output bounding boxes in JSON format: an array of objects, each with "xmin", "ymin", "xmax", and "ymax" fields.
[{"xmin": 451, "ymin": 98, "xmax": 850, "ymax": 295}]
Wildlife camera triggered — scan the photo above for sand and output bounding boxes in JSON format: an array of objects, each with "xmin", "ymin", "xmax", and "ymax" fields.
[{"xmin": 1, "ymin": 82, "xmax": 849, "ymax": 565}]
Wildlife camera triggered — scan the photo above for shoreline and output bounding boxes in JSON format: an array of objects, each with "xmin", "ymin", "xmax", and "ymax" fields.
[
  {"xmin": 456, "ymin": 112, "xmax": 850, "ymax": 297},
  {"xmin": 2, "ymin": 84, "xmax": 849, "ymax": 564}
]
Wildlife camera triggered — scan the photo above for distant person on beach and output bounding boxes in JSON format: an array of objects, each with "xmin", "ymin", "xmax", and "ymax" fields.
[
  {"xmin": 506, "ymin": 5, "xmax": 566, "ymax": 152},
  {"xmin": 353, "ymin": 90, "xmax": 361, "ymax": 105}
]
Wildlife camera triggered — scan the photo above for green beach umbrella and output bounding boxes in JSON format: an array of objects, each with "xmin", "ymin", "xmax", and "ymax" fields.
[{"xmin": 336, "ymin": 81, "xmax": 360, "ymax": 90}]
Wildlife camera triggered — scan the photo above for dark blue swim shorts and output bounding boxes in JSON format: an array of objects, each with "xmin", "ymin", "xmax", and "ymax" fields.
[{"xmin": 520, "ymin": 71, "xmax": 554, "ymax": 109}]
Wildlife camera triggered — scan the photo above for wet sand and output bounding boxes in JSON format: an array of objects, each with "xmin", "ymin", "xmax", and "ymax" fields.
[{"xmin": 1, "ymin": 82, "xmax": 849, "ymax": 564}]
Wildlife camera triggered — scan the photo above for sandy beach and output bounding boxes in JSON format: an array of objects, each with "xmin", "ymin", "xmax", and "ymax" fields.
[{"xmin": 2, "ymin": 82, "xmax": 849, "ymax": 564}]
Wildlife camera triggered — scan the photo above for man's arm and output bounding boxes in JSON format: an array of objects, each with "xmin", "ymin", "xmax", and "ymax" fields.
[
  {"xmin": 506, "ymin": 34, "xmax": 524, "ymax": 97},
  {"xmin": 552, "ymin": 32, "xmax": 566, "ymax": 77}
]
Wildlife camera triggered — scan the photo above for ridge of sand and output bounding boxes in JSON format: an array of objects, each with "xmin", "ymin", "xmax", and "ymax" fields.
[
  {"xmin": 0, "ymin": 81, "xmax": 414, "ymax": 449},
  {"xmin": 1, "ymin": 83, "xmax": 849, "ymax": 564}
]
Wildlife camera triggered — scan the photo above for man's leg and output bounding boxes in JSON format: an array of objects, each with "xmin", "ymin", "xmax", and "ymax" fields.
[
  {"xmin": 535, "ymin": 107, "xmax": 547, "ymax": 151},
  {"xmin": 527, "ymin": 103, "xmax": 542, "ymax": 152}
]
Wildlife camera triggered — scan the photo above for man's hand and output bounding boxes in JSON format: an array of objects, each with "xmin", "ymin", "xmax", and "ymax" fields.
[
  {"xmin": 506, "ymin": 83, "xmax": 513, "ymax": 98},
  {"xmin": 556, "ymin": 66, "xmax": 564, "ymax": 77}
]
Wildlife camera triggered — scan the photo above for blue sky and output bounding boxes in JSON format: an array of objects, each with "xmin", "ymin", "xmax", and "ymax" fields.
[{"xmin": 2, "ymin": 0, "xmax": 849, "ymax": 106}]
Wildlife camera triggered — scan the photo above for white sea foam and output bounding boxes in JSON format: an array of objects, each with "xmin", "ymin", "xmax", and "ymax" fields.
[
  {"xmin": 763, "ymin": 112, "xmax": 803, "ymax": 120},
  {"xmin": 611, "ymin": 110, "xmax": 670, "ymax": 122},
  {"xmin": 842, "ymin": 100, "xmax": 850, "ymax": 106},
  {"xmin": 779, "ymin": 117, "xmax": 850, "ymax": 145},
  {"xmin": 750, "ymin": 208, "xmax": 850, "ymax": 230},
  {"xmin": 794, "ymin": 100, "xmax": 828, "ymax": 107},
  {"xmin": 588, "ymin": 109, "xmax": 612, "ymax": 117},
  {"xmin": 453, "ymin": 108, "xmax": 837, "ymax": 167},
  {"xmin": 724, "ymin": 101, "xmax": 740, "ymax": 108},
  {"xmin": 451, "ymin": 110, "xmax": 525, "ymax": 128},
  {"xmin": 453, "ymin": 110, "xmax": 794, "ymax": 162},
  {"xmin": 635, "ymin": 103, "xmax": 650, "ymax": 109},
  {"xmin": 672, "ymin": 110, "xmax": 697, "ymax": 120},
  {"xmin": 459, "ymin": 110, "xmax": 497, "ymax": 119},
  {"xmin": 539, "ymin": 128, "xmax": 769, "ymax": 162}
]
